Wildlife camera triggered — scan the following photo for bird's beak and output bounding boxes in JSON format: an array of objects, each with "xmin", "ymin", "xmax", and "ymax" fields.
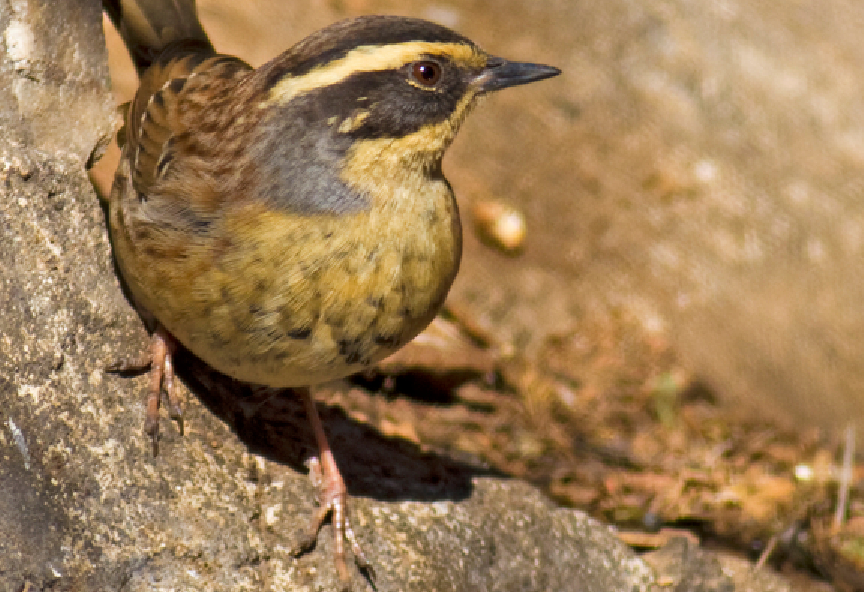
[{"xmin": 474, "ymin": 56, "xmax": 561, "ymax": 93}]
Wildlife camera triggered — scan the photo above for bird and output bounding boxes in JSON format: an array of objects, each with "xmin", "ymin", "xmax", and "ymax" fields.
[{"xmin": 102, "ymin": 0, "xmax": 559, "ymax": 585}]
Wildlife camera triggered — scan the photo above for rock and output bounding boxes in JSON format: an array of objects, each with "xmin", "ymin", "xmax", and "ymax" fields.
[{"xmin": 644, "ymin": 538, "xmax": 778, "ymax": 592}]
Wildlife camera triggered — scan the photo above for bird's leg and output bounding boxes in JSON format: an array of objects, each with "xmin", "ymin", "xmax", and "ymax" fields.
[
  {"xmin": 106, "ymin": 326, "xmax": 182, "ymax": 456},
  {"xmin": 292, "ymin": 387, "xmax": 372, "ymax": 585},
  {"xmin": 145, "ymin": 328, "xmax": 182, "ymax": 456},
  {"xmin": 159, "ymin": 333, "xmax": 183, "ymax": 433}
]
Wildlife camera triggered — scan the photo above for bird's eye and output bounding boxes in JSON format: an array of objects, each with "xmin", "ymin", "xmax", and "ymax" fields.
[{"xmin": 411, "ymin": 61, "xmax": 442, "ymax": 86}]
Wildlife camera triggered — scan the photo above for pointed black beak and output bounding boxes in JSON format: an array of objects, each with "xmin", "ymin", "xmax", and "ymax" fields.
[{"xmin": 475, "ymin": 56, "xmax": 561, "ymax": 92}]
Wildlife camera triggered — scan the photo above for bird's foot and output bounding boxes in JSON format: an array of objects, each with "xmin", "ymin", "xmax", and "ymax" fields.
[
  {"xmin": 106, "ymin": 327, "xmax": 182, "ymax": 456},
  {"xmin": 291, "ymin": 452, "xmax": 373, "ymax": 588}
]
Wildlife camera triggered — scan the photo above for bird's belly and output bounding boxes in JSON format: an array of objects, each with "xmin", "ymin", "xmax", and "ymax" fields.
[{"xmin": 136, "ymin": 205, "xmax": 461, "ymax": 387}]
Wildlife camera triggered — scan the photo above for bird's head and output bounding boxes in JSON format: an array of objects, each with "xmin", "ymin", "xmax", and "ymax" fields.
[{"xmin": 253, "ymin": 15, "xmax": 559, "ymax": 212}]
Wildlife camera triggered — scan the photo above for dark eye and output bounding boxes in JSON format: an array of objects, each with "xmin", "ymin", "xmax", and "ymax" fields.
[{"xmin": 411, "ymin": 61, "xmax": 442, "ymax": 86}]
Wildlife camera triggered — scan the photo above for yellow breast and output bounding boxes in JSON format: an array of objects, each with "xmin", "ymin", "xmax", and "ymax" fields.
[{"xmin": 111, "ymin": 165, "xmax": 461, "ymax": 387}]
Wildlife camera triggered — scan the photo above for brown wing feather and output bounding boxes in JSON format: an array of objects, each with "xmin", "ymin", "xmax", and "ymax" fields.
[{"xmin": 114, "ymin": 47, "xmax": 253, "ymax": 215}]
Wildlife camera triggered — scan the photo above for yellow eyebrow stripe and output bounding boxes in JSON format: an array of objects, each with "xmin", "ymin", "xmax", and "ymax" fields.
[{"xmin": 266, "ymin": 41, "xmax": 486, "ymax": 105}]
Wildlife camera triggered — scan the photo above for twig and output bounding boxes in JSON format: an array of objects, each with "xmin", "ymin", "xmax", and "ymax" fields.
[{"xmin": 834, "ymin": 423, "xmax": 855, "ymax": 529}]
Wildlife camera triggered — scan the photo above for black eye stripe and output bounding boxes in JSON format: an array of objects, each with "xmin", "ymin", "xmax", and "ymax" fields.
[{"xmin": 274, "ymin": 63, "xmax": 469, "ymax": 140}]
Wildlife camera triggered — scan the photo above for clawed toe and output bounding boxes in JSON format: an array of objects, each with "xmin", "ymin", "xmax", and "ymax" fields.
[
  {"xmin": 291, "ymin": 455, "xmax": 373, "ymax": 585},
  {"xmin": 293, "ymin": 390, "xmax": 374, "ymax": 586},
  {"xmin": 109, "ymin": 327, "xmax": 183, "ymax": 454}
]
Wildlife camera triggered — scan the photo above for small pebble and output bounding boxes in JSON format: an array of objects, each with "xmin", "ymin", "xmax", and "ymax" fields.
[{"xmin": 472, "ymin": 199, "xmax": 526, "ymax": 255}]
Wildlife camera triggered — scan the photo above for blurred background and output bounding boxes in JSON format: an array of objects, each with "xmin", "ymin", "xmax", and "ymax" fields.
[{"xmin": 94, "ymin": 1, "xmax": 864, "ymax": 589}]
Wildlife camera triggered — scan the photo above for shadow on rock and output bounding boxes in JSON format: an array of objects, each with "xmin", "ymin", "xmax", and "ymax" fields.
[{"xmin": 173, "ymin": 346, "xmax": 497, "ymax": 504}]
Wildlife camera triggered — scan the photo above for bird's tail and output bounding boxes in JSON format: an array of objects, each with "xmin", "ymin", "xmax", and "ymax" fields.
[{"xmin": 103, "ymin": 0, "xmax": 213, "ymax": 74}]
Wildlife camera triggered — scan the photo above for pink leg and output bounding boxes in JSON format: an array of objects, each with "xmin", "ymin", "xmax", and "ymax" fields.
[
  {"xmin": 107, "ymin": 326, "xmax": 182, "ymax": 456},
  {"xmin": 293, "ymin": 388, "xmax": 371, "ymax": 586}
]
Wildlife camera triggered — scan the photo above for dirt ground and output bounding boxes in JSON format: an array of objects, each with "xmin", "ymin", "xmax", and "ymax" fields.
[{"xmin": 92, "ymin": 2, "xmax": 864, "ymax": 590}]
